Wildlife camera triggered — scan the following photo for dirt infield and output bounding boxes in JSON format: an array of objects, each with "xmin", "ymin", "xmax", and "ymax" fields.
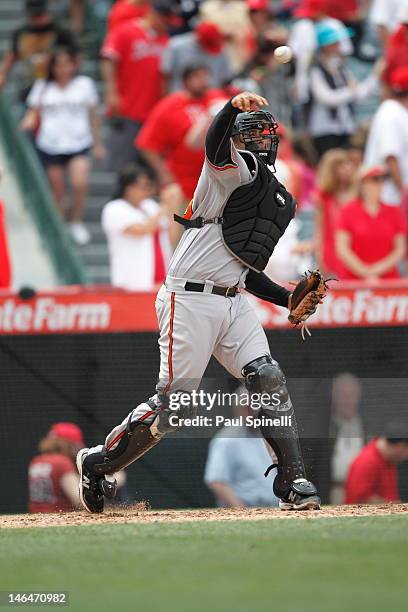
[{"xmin": 1, "ymin": 503, "xmax": 408, "ymax": 529}]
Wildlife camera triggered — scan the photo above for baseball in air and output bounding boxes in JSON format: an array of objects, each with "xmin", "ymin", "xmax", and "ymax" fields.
[{"xmin": 274, "ymin": 46, "xmax": 293, "ymax": 64}]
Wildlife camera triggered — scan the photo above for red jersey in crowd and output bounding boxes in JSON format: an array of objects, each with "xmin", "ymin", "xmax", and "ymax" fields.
[
  {"xmin": 383, "ymin": 25, "xmax": 408, "ymax": 86},
  {"xmin": 345, "ymin": 439, "xmax": 398, "ymax": 504},
  {"xmin": 336, "ymin": 199, "xmax": 407, "ymax": 279},
  {"xmin": 107, "ymin": 0, "xmax": 149, "ymax": 34},
  {"xmin": 102, "ymin": 20, "xmax": 169, "ymax": 122},
  {"xmin": 314, "ymin": 187, "xmax": 344, "ymax": 276},
  {"xmin": 137, "ymin": 90, "xmax": 227, "ymax": 199},
  {"xmin": 0, "ymin": 200, "xmax": 11, "ymax": 288},
  {"xmin": 28, "ymin": 453, "xmax": 77, "ymax": 513}
]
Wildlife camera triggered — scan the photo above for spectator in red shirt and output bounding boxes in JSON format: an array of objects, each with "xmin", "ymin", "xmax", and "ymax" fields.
[
  {"xmin": 313, "ymin": 149, "xmax": 356, "ymax": 276},
  {"xmin": 137, "ymin": 64, "xmax": 227, "ymax": 200},
  {"xmin": 346, "ymin": 426, "xmax": 408, "ymax": 504},
  {"xmin": 383, "ymin": 10, "xmax": 408, "ymax": 88},
  {"xmin": 335, "ymin": 165, "xmax": 407, "ymax": 280},
  {"xmin": 101, "ymin": 0, "xmax": 176, "ymax": 172},
  {"xmin": 107, "ymin": 0, "xmax": 149, "ymax": 35},
  {"xmin": 28, "ymin": 423, "xmax": 84, "ymax": 513}
]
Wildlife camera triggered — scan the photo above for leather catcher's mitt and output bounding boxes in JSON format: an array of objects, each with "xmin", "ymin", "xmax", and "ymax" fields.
[{"xmin": 288, "ymin": 270, "xmax": 334, "ymax": 340}]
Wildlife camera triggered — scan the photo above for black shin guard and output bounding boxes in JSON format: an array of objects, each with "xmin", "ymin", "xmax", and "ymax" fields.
[
  {"xmin": 86, "ymin": 411, "xmax": 164, "ymax": 477},
  {"xmin": 242, "ymin": 356, "xmax": 306, "ymax": 498}
]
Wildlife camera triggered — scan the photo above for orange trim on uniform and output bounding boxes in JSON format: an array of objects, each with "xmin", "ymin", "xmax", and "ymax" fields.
[
  {"xmin": 139, "ymin": 410, "xmax": 155, "ymax": 422},
  {"xmin": 206, "ymin": 155, "xmax": 238, "ymax": 172},
  {"xmin": 106, "ymin": 410, "xmax": 156, "ymax": 450},
  {"xmin": 163, "ymin": 291, "xmax": 175, "ymax": 395},
  {"xmin": 107, "ymin": 430, "xmax": 126, "ymax": 451},
  {"xmin": 182, "ymin": 199, "xmax": 194, "ymax": 220}
]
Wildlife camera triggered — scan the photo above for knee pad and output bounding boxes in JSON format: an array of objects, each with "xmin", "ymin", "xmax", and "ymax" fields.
[{"xmin": 242, "ymin": 355, "xmax": 292, "ymax": 413}]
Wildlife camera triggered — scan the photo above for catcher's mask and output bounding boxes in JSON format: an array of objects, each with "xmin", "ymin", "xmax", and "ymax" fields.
[{"xmin": 232, "ymin": 110, "xmax": 279, "ymax": 169}]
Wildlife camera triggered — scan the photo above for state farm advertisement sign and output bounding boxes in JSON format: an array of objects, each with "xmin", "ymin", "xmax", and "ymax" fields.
[
  {"xmin": 249, "ymin": 284, "xmax": 408, "ymax": 329},
  {"xmin": 0, "ymin": 282, "xmax": 408, "ymax": 335},
  {"xmin": 0, "ymin": 289, "xmax": 157, "ymax": 335}
]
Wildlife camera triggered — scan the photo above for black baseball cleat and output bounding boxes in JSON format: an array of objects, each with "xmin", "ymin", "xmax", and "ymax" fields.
[
  {"xmin": 279, "ymin": 478, "xmax": 321, "ymax": 510},
  {"xmin": 76, "ymin": 448, "xmax": 117, "ymax": 513}
]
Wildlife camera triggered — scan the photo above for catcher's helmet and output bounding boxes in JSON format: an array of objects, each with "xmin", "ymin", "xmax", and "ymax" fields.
[{"xmin": 232, "ymin": 110, "xmax": 279, "ymax": 168}]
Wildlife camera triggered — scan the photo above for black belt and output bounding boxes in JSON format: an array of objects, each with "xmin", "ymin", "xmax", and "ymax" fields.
[{"xmin": 184, "ymin": 281, "xmax": 239, "ymax": 298}]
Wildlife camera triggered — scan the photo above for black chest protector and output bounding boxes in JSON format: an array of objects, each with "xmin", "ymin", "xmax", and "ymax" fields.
[
  {"xmin": 174, "ymin": 153, "xmax": 296, "ymax": 272},
  {"xmin": 221, "ymin": 154, "xmax": 296, "ymax": 271}
]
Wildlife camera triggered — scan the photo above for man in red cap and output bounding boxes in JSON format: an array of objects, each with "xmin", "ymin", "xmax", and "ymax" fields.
[
  {"xmin": 28, "ymin": 423, "xmax": 85, "ymax": 512},
  {"xmin": 364, "ymin": 66, "xmax": 408, "ymax": 207},
  {"xmin": 161, "ymin": 21, "xmax": 233, "ymax": 93}
]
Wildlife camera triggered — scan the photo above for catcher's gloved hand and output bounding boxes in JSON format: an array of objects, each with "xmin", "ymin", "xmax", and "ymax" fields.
[{"xmin": 288, "ymin": 270, "xmax": 335, "ymax": 340}]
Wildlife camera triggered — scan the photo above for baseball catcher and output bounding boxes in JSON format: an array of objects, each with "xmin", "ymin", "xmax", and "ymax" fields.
[{"xmin": 77, "ymin": 92, "xmax": 327, "ymax": 512}]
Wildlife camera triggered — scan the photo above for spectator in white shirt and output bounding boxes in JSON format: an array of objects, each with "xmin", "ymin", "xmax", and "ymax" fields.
[
  {"xmin": 370, "ymin": 0, "xmax": 408, "ymax": 47},
  {"xmin": 308, "ymin": 22, "xmax": 379, "ymax": 158},
  {"xmin": 364, "ymin": 66, "xmax": 408, "ymax": 206},
  {"xmin": 21, "ymin": 49, "xmax": 104, "ymax": 245},
  {"xmin": 102, "ymin": 165, "xmax": 182, "ymax": 291}
]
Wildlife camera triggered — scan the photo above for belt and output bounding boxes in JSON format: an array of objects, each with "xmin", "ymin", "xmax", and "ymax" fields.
[{"xmin": 184, "ymin": 281, "xmax": 239, "ymax": 298}]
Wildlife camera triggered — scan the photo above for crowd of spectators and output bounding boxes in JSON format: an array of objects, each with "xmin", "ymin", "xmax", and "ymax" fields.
[{"xmin": 0, "ymin": 0, "xmax": 408, "ymax": 286}]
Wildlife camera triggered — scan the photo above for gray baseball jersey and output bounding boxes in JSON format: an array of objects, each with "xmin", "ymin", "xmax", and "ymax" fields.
[{"xmin": 168, "ymin": 144, "xmax": 257, "ymax": 288}]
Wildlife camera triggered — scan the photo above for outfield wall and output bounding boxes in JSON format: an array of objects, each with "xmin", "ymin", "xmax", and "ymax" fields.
[{"xmin": 1, "ymin": 286, "xmax": 408, "ymax": 513}]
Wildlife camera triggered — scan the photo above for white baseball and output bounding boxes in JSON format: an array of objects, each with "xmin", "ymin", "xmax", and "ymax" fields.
[{"xmin": 274, "ymin": 46, "xmax": 293, "ymax": 64}]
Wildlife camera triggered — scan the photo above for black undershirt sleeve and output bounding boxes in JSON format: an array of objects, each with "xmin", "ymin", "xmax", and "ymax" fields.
[
  {"xmin": 245, "ymin": 269, "xmax": 291, "ymax": 308},
  {"xmin": 205, "ymin": 99, "xmax": 240, "ymax": 167}
]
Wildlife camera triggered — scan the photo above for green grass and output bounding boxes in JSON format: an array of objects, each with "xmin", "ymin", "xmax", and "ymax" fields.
[{"xmin": 0, "ymin": 516, "xmax": 407, "ymax": 612}]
